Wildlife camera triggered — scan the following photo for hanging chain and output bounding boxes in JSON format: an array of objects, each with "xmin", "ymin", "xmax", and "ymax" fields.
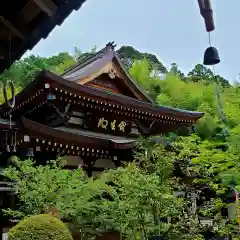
[
  {"xmin": 212, "ymin": 65, "xmax": 226, "ymax": 124},
  {"xmin": 208, "ymin": 33, "xmax": 228, "ymax": 137},
  {"xmin": 213, "ymin": 65, "xmax": 229, "ymax": 138}
]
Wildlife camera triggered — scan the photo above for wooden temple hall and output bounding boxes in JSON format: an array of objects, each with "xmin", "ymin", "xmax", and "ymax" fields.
[{"xmin": 0, "ymin": 42, "xmax": 204, "ymax": 176}]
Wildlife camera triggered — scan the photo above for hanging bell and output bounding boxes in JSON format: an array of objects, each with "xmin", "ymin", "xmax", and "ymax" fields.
[
  {"xmin": 203, "ymin": 46, "xmax": 220, "ymax": 65},
  {"xmin": 6, "ymin": 145, "xmax": 10, "ymax": 153},
  {"xmin": 12, "ymin": 145, "xmax": 16, "ymax": 153}
]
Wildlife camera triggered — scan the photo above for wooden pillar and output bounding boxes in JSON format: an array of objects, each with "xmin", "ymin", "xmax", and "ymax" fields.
[
  {"xmin": 82, "ymin": 156, "xmax": 96, "ymax": 177},
  {"xmin": 87, "ymin": 162, "xmax": 92, "ymax": 177}
]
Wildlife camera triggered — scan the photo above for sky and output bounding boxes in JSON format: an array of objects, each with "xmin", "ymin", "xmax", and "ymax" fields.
[{"xmin": 26, "ymin": 0, "xmax": 240, "ymax": 82}]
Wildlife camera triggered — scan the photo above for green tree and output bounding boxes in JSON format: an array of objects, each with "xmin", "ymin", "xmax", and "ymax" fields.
[
  {"xmin": 188, "ymin": 64, "xmax": 213, "ymax": 80},
  {"xmin": 188, "ymin": 64, "xmax": 230, "ymax": 87},
  {"xmin": 2, "ymin": 145, "xmax": 203, "ymax": 239},
  {"xmin": 0, "ymin": 52, "xmax": 75, "ymax": 87},
  {"xmin": 169, "ymin": 63, "xmax": 185, "ymax": 79},
  {"xmin": 62, "ymin": 138, "xmax": 209, "ymax": 239},
  {"xmin": 118, "ymin": 45, "xmax": 167, "ymax": 73},
  {"xmin": 129, "ymin": 58, "xmax": 151, "ymax": 91},
  {"xmin": 171, "ymin": 135, "xmax": 240, "ymax": 238},
  {"xmin": 3, "ymin": 156, "xmax": 86, "ymax": 218}
]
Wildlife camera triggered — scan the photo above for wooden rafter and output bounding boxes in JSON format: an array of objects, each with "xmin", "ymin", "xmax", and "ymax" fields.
[
  {"xmin": 0, "ymin": 16, "xmax": 24, "ymax": 40},
  {"xmin": 18, "ymin": 1, "xmax": 41, "ymax": 23},
  {"xmin": 32, "ymin": 0, "xmax": 58, "ymax": 17}
]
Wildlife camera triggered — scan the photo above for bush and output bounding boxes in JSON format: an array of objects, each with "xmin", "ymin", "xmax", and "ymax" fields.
[{"xmin": 8, "ymin": 214, "xmax": 73, "ymax": 240}]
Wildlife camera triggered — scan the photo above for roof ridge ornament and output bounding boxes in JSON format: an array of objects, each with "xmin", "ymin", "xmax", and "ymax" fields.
[
  {"xmin": 108, "ymin": 68, "xmax": 117, "ymax": 79},
  {"xmin": 104, "ymin": 41, "xmax": 117, "ymax": 52}
]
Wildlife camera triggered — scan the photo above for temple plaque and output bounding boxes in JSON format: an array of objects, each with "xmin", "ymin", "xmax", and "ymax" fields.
[{"xmin": 85, "ymin": 114, "xmax": 132, "ymax": 136}]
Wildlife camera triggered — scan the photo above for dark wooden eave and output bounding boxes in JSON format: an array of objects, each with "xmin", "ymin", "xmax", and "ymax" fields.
[
  {"xmin": 0, "ymin": 70, "xmax": 205, "ymax": 123},
  {"xmin": 0, "ymin": 0, "xmax": 87, "ymax": 73},
  {"xmin": 17, "ymin": 118, "xmax": 177, "ymax": 151},
  {"xmin": 20, "ymin": 117, "xmax": 135, "ymax": 150}
]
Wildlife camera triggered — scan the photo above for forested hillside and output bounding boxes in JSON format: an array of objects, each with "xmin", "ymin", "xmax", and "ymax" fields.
[{"xmin": 1, "ymin": 45, "xmax": 240, "ymax": 195}]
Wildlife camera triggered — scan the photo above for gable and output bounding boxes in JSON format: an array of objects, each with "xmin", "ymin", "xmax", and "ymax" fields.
[
  {"xmin": 86, "ymin": 74, "xmax": 138, "ymax": 99},
  {"xmin": 75, "ymin": 61, "xmax": 152, "ymax": 101},
  {"xmin": 75, "ymin": 62, "xmax": 117, "ymax": 85},
  {"xmin": 62, "ymin": 44, "xmax": 153, "ymax": 103},
  {"xmin": 86, "ymin": 75, "xmax": 121, "ymax": 94}
]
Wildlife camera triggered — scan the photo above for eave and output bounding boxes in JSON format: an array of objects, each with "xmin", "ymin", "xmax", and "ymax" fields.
[
  {"xmin": 112, "ymin": 52, "xmax": 154, "ymax": 103},
  {"xmin": 1, "ymin": 70, "xmax": 204, "ymax": 125},
  {"xmin": 0, "ymin": 0, "xmax": 87, "ymax": 73},
  {"xmin": 19, "ymin": 118, "xmax": 135, "ymax": 153}
]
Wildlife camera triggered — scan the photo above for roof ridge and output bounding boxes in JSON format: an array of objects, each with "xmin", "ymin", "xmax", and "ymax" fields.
[{"xmin": 61, "ymin": 42, "xmax": 116, "ymax": 77}]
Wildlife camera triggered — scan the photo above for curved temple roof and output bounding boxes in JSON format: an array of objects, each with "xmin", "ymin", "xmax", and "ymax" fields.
[{"xmin": 1, "ymin": 69, "xmax": 204, "ymax": 123}]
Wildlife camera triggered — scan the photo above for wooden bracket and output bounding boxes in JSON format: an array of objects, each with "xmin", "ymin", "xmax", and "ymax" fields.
[
  {"xmin": 135, "ymin": 119, "xmax": 157, "ymax": 136},
  {"xmin": 0, "ymin": 16, "xmax": 24, "ymax": 40},
  {"xmin": 32, "ymin": 0, "xmax": 58, "ymax": 17}
]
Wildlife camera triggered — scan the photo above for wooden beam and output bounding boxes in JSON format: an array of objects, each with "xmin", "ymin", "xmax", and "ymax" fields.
[
  {"xmin": 18, "ymin": 1, "xmax": 41, "ymax": 23},
  {"xmin": 0, "ymin": 16, "xmax": 24, "ymax": 40},
  {"xmin": 32, "ymin": 0, "xmax": 58, "ymax": 17},
  {"xmin": 134, "ymin": 119, "xmax": 157, "ymax": 136}
]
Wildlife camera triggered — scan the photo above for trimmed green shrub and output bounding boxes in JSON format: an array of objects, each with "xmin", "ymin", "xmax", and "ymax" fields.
[{"xmin": 8, "ymin": 214, "xmax": 73, "ymax": 240}]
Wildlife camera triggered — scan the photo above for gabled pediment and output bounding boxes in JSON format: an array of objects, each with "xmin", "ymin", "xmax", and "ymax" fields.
[{"xmin": 61, "ymin": 42, "xmax": 153, "ymax": 103}]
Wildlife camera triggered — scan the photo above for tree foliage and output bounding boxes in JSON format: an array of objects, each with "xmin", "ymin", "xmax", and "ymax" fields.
[
  {"xmin": 3, "ymin": 156, "xmax": 86, "ymax": 218},
  {"xmin": 3, "ymin": 144, "xmax": 202, "ymax": 239},
  {"xmin": 118, "ymin": 45, "xmax": 167, "ymax": 74}
]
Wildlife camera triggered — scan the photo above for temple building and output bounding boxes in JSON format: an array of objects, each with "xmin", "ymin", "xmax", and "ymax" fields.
[{"xmin": 0, "ymin": 42, "xmax": 204, "ymax": 177}]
